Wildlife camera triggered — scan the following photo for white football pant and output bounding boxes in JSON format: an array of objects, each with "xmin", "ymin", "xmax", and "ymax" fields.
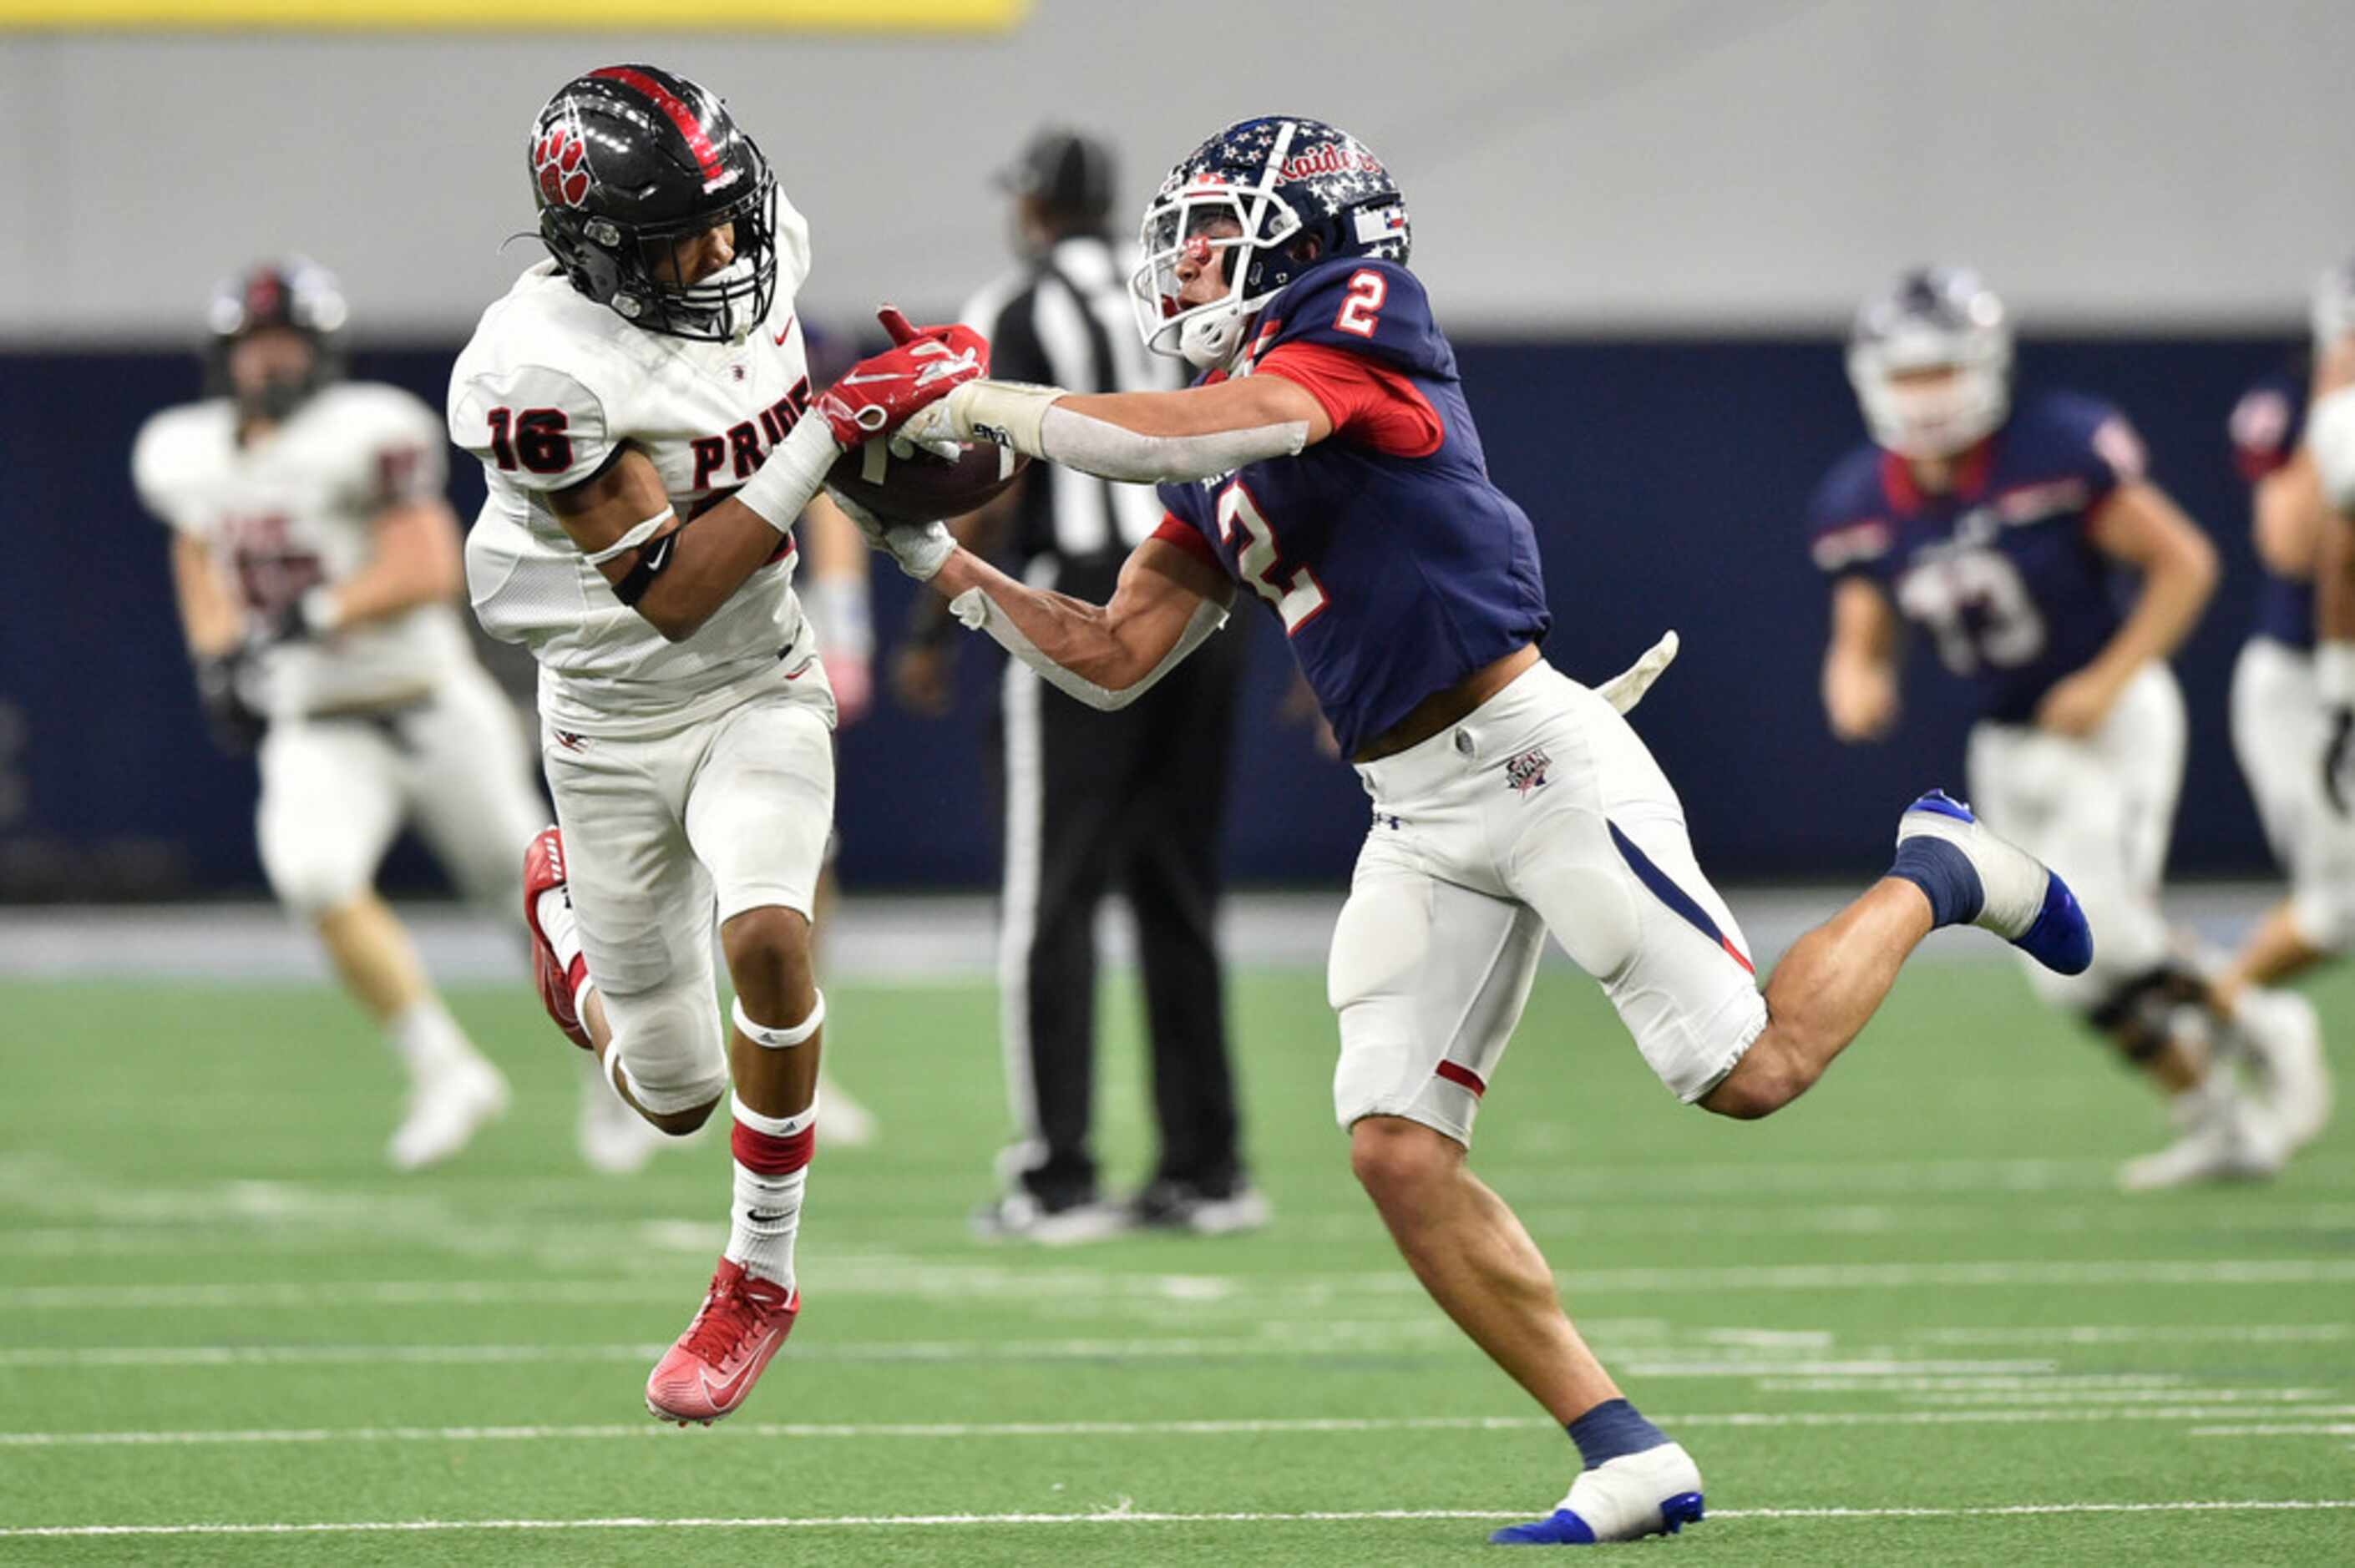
[
  {"xmin": 2231, "ymin": 636, "xmax": 2355, "ymax": 952},
  {"xmin": 542, "ymin": 671, "xmax": 836, "ymax": 1115},
  {"xmin": 1329, "ymin": 660, "xmax": 1768, "ymax": 1145},
  {"xmin": 1965, "ymin": 662, "xmax": 2185, "ymax": 1014},
  {"xmin": 256, "ymin": 660, "xmax": 543, "ymax": 920}
]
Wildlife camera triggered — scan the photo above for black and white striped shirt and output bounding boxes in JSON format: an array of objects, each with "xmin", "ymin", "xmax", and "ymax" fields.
[{"xmin": 960, "ymin": 236, "xmax": 1183, "ymax": 574}]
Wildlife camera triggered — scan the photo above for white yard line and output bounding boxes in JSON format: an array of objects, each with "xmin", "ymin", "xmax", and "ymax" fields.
[
  {"xmin": 0, "ymin": 1499, "xmax": 2348, "ymax": 1540},
  {"xmin": 11, "ymin": 1406, "xmax": 2355, "ymax": 1449},
  {"xmin": 2191, "ymin": 1424, "xmax": 2355, "ymax": 1439},
  {"xmin": 5, "ymin": 1257, "xmax": 2352, "ymax": 1312},
  {"xmin": 1906, "ymin": 1323, "xmax": 2355, "ymax": 1347}
]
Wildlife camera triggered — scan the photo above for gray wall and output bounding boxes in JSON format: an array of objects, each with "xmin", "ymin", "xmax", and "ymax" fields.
[{"xmin": 5, "ymin": 0, "xmax": 2352, "ymax": 341}]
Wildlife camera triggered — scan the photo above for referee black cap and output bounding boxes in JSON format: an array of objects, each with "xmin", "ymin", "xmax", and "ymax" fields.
[{"xmin": 996, "ymin": 125, "xmax": 1117, "ymax": 228}]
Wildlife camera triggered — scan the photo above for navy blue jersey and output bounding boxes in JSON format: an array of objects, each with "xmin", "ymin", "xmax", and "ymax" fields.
[
  {"xmin": 1155, "ymin": 258, "xmax": 1549, "ymax": 757},
  {"xmin": 2228, "ymin": 368, "xmax": 2314, "ymax": 650},
  {"xmin": 1808, "ymin": 391, "xmax": 2145, "ymax": 725}
]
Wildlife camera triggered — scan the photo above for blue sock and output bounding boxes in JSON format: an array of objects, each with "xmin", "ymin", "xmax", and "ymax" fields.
[
  {"xmin": 1887, "ymin": 837, "xmax": 1983, "ymax": 928},
  {"xmin": 1566, "ymin": 1398, "xmax": 1669, "ymax": 1469}
]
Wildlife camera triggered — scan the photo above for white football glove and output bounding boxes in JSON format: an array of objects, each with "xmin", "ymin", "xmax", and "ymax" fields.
[
  {"xmin": 824, "ymin": 487, "xmax": 955, "ymax": 582},
  {"xmin": 1595, "ymin": 630, "xmax": 1679, "ymax": 716}
]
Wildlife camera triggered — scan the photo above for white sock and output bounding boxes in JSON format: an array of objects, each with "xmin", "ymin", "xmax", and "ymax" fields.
[
  {"xmin": 387, "ymin": 997, "xmax": 477, "ymax": 1080},
  {"xmin": 535, "ymin": 888, "xmax": 583, "ymax": 969},
  {"xmin": 727, "ymin": 1092, "xmax": 817, "ymax": 1292}
]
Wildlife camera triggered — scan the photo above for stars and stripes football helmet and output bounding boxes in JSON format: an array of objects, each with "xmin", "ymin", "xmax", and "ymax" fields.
[
  {"xmin": 1130, "ymin": 115, "xmax": 1413, "ymax": 370},
  {"xmin": 529, "ymin": 65, "xmax": 782, "ymax": 344},
  {"xmin": 1847, "ymin": 266, "xmax": 2014, "ymax": 461},
  {"xmin": 205, "ymin": 256, "xmax": 349, "ymax": 421}
]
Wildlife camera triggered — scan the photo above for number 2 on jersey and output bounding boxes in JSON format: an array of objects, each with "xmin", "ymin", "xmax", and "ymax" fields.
[
  {"xmin": 1218, "ymin": 482, "xmax": 1329, "ymax": 635},
  {"xmin": 1334, "ymin": 269, "xmax": 1386, "ymax": 337}
]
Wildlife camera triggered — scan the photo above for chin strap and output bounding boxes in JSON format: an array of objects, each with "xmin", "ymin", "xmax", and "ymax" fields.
[{"xmin": 949, "ymin": 585, "xmax": 1228, "ymax": 711}]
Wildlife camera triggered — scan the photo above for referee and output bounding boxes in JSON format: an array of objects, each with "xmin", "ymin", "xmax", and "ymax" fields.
[{"xmin": 893, "ymin": 126, "xmax": 1263, "ymax": 1243}]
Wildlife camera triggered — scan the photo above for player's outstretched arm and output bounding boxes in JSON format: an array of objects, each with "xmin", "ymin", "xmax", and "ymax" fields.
[
  {"xmin": 303, "ymin": 498, "xmax": 463, "ymax": 636},
  {"xmin": 2036, "ymin": 480, "xmax": 2219, "ymax": 736},
  {"xmin": 902, "ymin": 372, "xmax": 1333, "ymax": 485},
  {"xmin": 1821, "ymin": 576, "xmax": 1902, "ymax": 743},
  {"xmin": 914, "ymin": 534, "xmax": 1234, "ymax": 710},
  {"xmin": 543, "ymin": 311, "xmax": 988, "ymax": 643}
]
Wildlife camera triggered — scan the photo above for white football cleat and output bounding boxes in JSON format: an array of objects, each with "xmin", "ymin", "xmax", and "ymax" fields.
[
  {"xmin": 2232, "ymin": 987, "xmax": 2332, "ymax": 1154},
  {"xmin": 1491, "ymin": 1441, "xmax": 1706, "ymax": 1545},
  {"xmin": 2119, "ymin": 1083, "xmax": 2283, "ymax": 1192},
  {"xmin": 577, "ymin": 1063, "xmax": 665, "ymax": 1176},
  {"xmin": 387, "ymin": 1056, "xmax": 509, "ymax": 1172}
]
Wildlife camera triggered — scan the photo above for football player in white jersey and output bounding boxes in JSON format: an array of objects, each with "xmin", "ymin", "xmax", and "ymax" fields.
[
  {"xmin": 134, "ymin": 258, "xmax": 543, "ymax": 1171},
  {"xmin": 450, "ymin": 64, "xmax": 984, "ymax": 1425}
]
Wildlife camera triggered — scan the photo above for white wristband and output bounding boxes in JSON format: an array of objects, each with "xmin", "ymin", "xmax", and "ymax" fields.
[
  {"xmin": 2319, "ymin": 641, "xmax": 2355, "ymax": 706},
  {"xmin": 737, "ymin": 416, "xmax": 840, "ymax": 534},
  {"xmin": 947, "ymin": 380, "xmax": 1066, "ymax": 456}
]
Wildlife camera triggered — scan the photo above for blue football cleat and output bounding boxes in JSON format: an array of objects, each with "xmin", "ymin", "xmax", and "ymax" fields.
[
  {"xmin": 1897, "ymin": 790, "xmax": 2093, "ymax": 976},
  {"xmin": 1491, "ymin": 1444, "xmax": 1705, "ymax": 1545}
]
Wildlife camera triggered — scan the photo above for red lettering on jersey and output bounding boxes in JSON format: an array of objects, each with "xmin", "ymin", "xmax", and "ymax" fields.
[
  {"xmin": 1256, "ymin": 342, "xmax": 1443, "ymax": 459},
  {"xmin": 728, "ymin": 421, "xmax": 763, "ymax": 480},
  {"xmin": 691, "ymin": 436, "xmax": 727, "ymax": 492}
]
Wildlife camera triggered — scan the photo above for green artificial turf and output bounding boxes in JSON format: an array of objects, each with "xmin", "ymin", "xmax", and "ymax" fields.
[{"xmin": 1, "ymin": 960, "xmax": 2350, "ymax": 1565}]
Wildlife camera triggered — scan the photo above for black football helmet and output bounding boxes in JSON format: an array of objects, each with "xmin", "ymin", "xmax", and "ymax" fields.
[
  {"xmin": 205, "ymin": 257, "xmax": 348, "ymax": 421},
  {"xmin": 529, "ymin": 65, "xmax": 778, "ymax": 343}
]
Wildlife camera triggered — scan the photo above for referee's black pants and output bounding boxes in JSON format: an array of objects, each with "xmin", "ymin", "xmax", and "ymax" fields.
[{"xmin": 991, "ymin": 599, "xmax": 1248, "ymax": 1207}]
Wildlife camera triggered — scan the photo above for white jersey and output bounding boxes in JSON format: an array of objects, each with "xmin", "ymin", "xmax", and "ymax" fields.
[
  {"xmin": 450, "ymin": 238, "xmax": 822, "ymax": 737},
  {"xmin": 2311, "ymin": 386, "xmax": 2355, "ymax": 513},
  {"xmin": 132, "ymin": 382, "xmax": 473, "ymax": 720}
]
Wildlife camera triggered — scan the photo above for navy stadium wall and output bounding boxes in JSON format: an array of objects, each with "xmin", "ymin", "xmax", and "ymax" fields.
[{"xmin": 0, "ymin": 335, "xmax": 2295, "ymax": 900}]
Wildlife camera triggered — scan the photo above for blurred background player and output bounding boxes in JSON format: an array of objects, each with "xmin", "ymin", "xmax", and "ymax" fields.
[
  {"xmin": 2207, "ymin": 263, "xmax": 2352, "ymax": 1156},
  {"xmin": 1813, "ymin": 266, "xmax": 2326, "ymax": 1190},
  {"xmin": 857, "ymin": 113, "xmax": 2099, "ymax": 1546},
  {"xmin": 450, "ymin": 65, "xmax": 981, "ymax": 1424},
  {"xmin": 133, "ymin": 258, "xmax": 544, "ymax": 1172},
  {"xmin": 892, "ymin": 126, "xmax": 1260, "ymax": 1241}
]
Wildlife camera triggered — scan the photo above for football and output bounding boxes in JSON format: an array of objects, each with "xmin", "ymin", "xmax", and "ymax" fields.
[{"xmin": 825, "ymin": 437, "xmax": 1030, "ymax": 527}]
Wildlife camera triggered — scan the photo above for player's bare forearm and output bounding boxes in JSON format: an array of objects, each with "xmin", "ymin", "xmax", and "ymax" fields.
[
  {"xmin": 330, "ymin": 501, "xmax": 463, "ymax": 630},
  {"xmin": 2083, "ymin": 480, "xmax": 2218, "ymax": 684},
  {"xmin": 1821, "ymin": 576, "xmax": 1902, "ymax": 742},
  {"xmin": 550, "ymin": 448, "xmax": 792, "ymax": 643},
  {"xmin": 931, "ymin": 537, "xmax": 1226, "ymax": 692},
  {"xmin": 2320, "ymin": 510, "xmax": 2355, "ymax": 643},
  {"xmin": 170, "ymin": 534, "xmax": 244, "ymax": 658},
  {"xmin": 2252, "ymin": 454, "xmax": 2326, "ymax": 579}
]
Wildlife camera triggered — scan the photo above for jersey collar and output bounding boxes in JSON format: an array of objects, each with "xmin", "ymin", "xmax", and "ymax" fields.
[{"xmin": 1879, "ymin": 434, "xmax": 1995, "ymax": 513}]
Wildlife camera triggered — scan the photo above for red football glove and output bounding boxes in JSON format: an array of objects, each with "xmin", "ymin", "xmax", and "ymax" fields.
[{"xmin": 810, "ymin": 306, "xmax": 990, "ymax": 448}]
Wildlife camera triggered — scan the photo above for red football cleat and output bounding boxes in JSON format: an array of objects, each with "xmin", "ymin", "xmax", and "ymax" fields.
[
  {"xmin": 523, "ymin": 825, "xmax": 594, "ymax": 1052},
  {"xmin": 645, "ymin": 1257, "xmax": 799, "ymax": 1425}
]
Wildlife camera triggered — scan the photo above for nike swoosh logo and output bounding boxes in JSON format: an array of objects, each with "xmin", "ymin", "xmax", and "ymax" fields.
[
  {"xmin": 772, "ymin": 315, "xmax": 796, "ymax": 346},
  {"xmin": 641, "ymin": 533, "xmax": 676, "ymax": 573},
  {"xmin": 697, "ymin": 1339, "xmax": 773, "ymax": 1408},
  {"xmin": 840, "ymin": 371, "xmax": 906, "ymax": 386}
]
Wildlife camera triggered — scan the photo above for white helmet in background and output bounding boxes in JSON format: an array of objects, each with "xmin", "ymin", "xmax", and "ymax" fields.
[
  {"xmin": 2310, "ymin": 255, "xmax": 2355, "ymax": 354},
  {"xmin": 1847, "ymin": 266, "xmax": 2013, "ymax": 460}
]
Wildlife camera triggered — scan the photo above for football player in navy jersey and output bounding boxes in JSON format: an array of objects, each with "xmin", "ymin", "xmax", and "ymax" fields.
[
  {"xmin": 1812, "ymin": 266, "xmax": 2324, "ymax": 1191},
  {"xmin": 2206, "ymin": 264, "xmax": 2352, "ymax": 1153},
  {"xmin": 853, "ymin": 118, "xmax": 2093, "ymax": 1545}
]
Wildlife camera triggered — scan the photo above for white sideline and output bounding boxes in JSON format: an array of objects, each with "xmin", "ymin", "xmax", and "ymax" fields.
[
  {"xmin": 5, "ymin": 1257, "xmax": 2352, "ymax": 1311},
  {"xmin": 9, "ymin": 1405, "xmax": 2355, "ymax": 1448},
  {"xmin": 0, "ymin": 1499, "xmax": 2349, "ymax": 1540}
]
